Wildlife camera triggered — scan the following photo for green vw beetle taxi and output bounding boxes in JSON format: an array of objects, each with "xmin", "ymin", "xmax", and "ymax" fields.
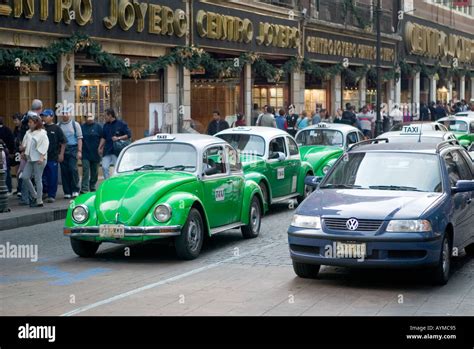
[
  {"xmin": 215, "ymin": 127, "xmax": 314, "ymax": 206},
  {"xmin": 64, "ymin": 134, "xmax": 265, "ymax": 260},
  {"xmin": 295, "ymin": 123, "xmax": 364, "ymax": 176},
  {"xmin": 438, "ymin": 116, "xmax": 474, "ymax": 148}
]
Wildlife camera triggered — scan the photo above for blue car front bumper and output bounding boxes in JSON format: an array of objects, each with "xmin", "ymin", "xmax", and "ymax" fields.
[{"xmin": 288, "ymin": 227, "xmax": 443, "ymax": 268}]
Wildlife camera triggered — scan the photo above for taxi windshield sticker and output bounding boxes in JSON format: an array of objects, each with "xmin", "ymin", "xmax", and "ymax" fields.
[
  {"xmin": 215, "ymin": 188, "xmax": 225, "ymax": 202},
  {"xmin": 277, "ymin": 167, "xmax": 285, "ymax": 180}
]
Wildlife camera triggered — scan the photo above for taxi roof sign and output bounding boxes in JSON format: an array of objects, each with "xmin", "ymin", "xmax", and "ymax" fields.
[
  {"xmin": 232, "ymin": 127, "xmax": 251, "ymax": 131},
  {"xmin": 316, "ymin": 122, "xmax": 329, "ymax": 128},
  {"xmin": 400, "ymin": 125, "xmax": 422, "ymax": 135},
  {"xmin": 153, "ymin": 134, "xmax": 175, "ymax": 141}
]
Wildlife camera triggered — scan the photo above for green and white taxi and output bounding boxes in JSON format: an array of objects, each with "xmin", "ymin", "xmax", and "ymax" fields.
[
  {"xmin": 438, "ymin": 116, "xmax": 474, "ymax": 148},
  {"xmin": 64, "ymin": 134, "xmax": 265, "ymax": 260},
  {"xmin": 215, "ymin": 127, "xmax": 314, "ymax": 206},
  {"xmin": 295, "ymin": 123, "xmax": 364, "ymax": 176}
]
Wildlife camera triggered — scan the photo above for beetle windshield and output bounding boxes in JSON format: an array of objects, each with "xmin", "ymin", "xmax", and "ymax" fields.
[
  {"xmin": 117, "ymin": 143, "xmax": 197, "ymax": 173},
  {"xmin": 296, "ymin": 129, "xmax": 344, "ymax": 147},
  {"xmin": 441, "ymin": 120, "xmax": 468, "ymax": 133},
  {"xmin": 217, "ymin": 134, "xmax": 265, "ymax": 157},
  {"xmin": 321, "ymin": 152, "xmax": 442, "ymax": 193}
]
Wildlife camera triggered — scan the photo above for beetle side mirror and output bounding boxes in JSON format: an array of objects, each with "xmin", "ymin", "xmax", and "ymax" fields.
[
  {"xmin": 304, "ymin": 176, "xmax": 322, "ymax": 188},
  {"xmin": 452, "ymin": 180, "xmax": 474, "ymax": 194},
  {"xmin": 204, "ymin": 167, "xmax": 219, "ymax": 176}
]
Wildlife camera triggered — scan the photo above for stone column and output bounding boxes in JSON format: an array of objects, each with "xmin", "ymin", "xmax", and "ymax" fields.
[
  {"xmin": 244, "ymin": 63, "xmax": 252, "ymax": 120},
  {"xmin": 395, "ymin": 76, "xmax": 401, "ymax": 107},
  {"xmin": 460, "ymin": 75, "xmax": 466, "ymax": 101},
  {"xmin": 413, "ymin": 72, "xmax": 420, "ymax": 119},
  {"xmin": 56, "ymin": 54, "xmax": 75, "ymax": 118},
  {"xmin": 291, "ymin": 70, "xmax": 305, "ymax": 115},
  {"xmin": 471, "ymin": 77, "xmax": 474, "ymax": 101},
  {"xmin": 358, "ymin": 76, "xmax": 367, "ymax": 108},
  {"xmin": 331, "ymin": 73, "xmax": 342, "ymax": 115},
  {"xmin": 447, "ymin": 78, "xmax": 453, "ymax": 103},
  {"xmin": 164, "ymin": 64, "xmax": 178, "ymax": 133},
  {"xmin": 429, "ymin": 75, "xmax": 437, "ymax": 104}
]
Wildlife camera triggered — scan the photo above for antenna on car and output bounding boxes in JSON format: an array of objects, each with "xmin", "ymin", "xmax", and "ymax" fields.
[{"xmin": 348, "ymin": 138, "xmax": 389, "ymax": 152}]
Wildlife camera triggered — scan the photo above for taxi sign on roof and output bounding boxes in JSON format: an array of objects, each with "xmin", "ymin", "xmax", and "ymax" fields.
[
  {"xmin": 233, "ymin": 127, "xmax": 251, "ymax": 131},
  {"xmin": 400, "ymin": 125, "xmax": 422, "ymax": 135},
  {"xmin": 317, "ymin": 123, "xmax": 328, "ymax": 128},
  {"xmin": 153, "ymin": 134, "xmax": 175, "ymax": 141}
]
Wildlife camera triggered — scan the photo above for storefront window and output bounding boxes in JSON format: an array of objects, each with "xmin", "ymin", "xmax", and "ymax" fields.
[
  {"xmin": 304, "ymin": 89, "xmax": 327, "ymax": 112},
  {"xmin": 343, "ymin": 87, "xmax": 360, "ymax": 110},
  {"xmin": 253, "ymin": 86, "xmax": 285, "ymax": 111},
  {"xmin": 75, "ymin": 79, "xmax": 111, "ymax": 123}
]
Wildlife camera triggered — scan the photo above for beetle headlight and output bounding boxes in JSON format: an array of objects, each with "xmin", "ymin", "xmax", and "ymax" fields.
[
  {"xmin": 386, "ymin": 220, "xmax": 431, "ymax": 232},
  {"xmin": 154, "ymin": 204, "xmax": 172, "ymax": 223},
  {"xmin": 72, "ymin": 205, "xmax": 88, "ymax": 224},
  {"xmin": 291, "ymin": 215, "xmax": 322, "ymax": 229}
]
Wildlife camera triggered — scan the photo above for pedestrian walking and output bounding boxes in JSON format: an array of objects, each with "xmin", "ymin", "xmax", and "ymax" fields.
[
  {"xmin": 99, "ymin": 108, "xmax": 132, "ymax": 179},
  {"xmin": 206, "ymin": 111, "xmax": 229, "ymax": 135},
  {"xmin": 275, "ymin": 109, "xmax": 288, "ymax": 130},
  {"xmin": 297, "ymin": 111, "xmax": 311, "ymax": 130},
  {"xmin": 389, "ymin": 104, "xmax": 403, "ymax": 128},
  {"xmin": 256, "ymin": 106, "xmax": 277, "ymax": 128},
  {"xmin": 231, "ymin": 113, "xmax": 246, "ymax": 127},
  {"xmin": 21, "ymin": 113, "xmax": 49, "ymax": 207},
  {"xmin": 0, "ymin": 116, "xmax": 15, "ymax": 194},
  {"xmin": 250, "ymin": 104, "xmax": 260, "ymax": 126},
  {"xmin": 286, "ymin": 105, "xmax": 298, "ymax": 137},
  {"xmin": 357, "ymin": 106, "xmax": 375, "ymax": 139},
  {"xmin": 58, "ymin": 109, "xmax": 83, "ymax": 199},
  {"xmin": 81, "ymin": 113, "xmax": 104, "ymax": 193},
  {"xmin": 41, "ymin": 109, "xmax": 66, "ymax": 203}
]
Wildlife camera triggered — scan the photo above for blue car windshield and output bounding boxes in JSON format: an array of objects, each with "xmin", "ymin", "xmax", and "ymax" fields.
[{"xmin": 322, "ymin": 152, "xmax": 442, "ymax": 193}]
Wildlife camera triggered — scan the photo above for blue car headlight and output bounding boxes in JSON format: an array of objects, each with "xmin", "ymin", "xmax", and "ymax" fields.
[
  {"xmin": 291, "ymin": 215, "xmax": 322, "ymax": 229},
  {"xmin": 386, "ymin": 220, "xmax": 432, "ymax": 232}
]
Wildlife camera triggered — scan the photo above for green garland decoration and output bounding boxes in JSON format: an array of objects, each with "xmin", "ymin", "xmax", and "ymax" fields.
[{"xmin": 342, "ymin": 0, "xmax": 373, "ymax": 31}]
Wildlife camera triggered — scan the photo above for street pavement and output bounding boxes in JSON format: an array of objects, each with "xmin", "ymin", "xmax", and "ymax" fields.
[{"xmin": 1, "ymin": 203, "xmax": 474, "ymax": 316}]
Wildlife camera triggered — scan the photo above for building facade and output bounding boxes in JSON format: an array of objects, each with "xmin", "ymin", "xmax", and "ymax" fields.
[{"xmin": 0, "ymin": 0, "xmax": 473, "ymax": 136}]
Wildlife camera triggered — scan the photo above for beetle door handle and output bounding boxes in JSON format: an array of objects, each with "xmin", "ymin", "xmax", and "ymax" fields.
[
  {"xmin": 226, "ymin": 180, "xmax": 233, "ymax": 184},
  {"xmin": 467, "ymin": 198, "xmax": 472, "ymax": 205}
]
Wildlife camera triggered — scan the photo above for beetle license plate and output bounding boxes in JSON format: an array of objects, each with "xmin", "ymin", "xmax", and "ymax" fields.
[
  {"xmin": 99, "ymin": 224, "xmax": 125, "ymax": 238},
  {"xmin": 335, "ymin": 242, "xmax": 366, "ymax": 259}
]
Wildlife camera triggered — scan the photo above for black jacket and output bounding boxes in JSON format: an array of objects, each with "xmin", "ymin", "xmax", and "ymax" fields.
[{"xmin": 207, "ymin": 119, "xmax": 229, "ymax": 136}]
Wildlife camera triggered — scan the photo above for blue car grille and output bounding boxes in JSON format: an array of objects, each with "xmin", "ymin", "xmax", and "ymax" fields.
[{"xmin": 323, "ymin": 218, "xmax": 384, "ymax": 232}]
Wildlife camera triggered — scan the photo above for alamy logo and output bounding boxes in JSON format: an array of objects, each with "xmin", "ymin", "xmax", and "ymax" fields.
[
  {"xmin": 18, "ymin": 324, "xmax": 56, "ymax": 343},
  {"xmin": 346, "ymin": 218, "xmax": 359, "ymax": 231}
]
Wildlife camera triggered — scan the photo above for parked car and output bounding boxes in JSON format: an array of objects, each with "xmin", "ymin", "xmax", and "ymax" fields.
[
  {"xmin": 288, "ymin": 139, "xmax": 474, "ymax": 285},
  {"xmin": 438, "ymin": 116, "xmax": 474, "ymax": 148},
  {"xmin": 215, "ymin": 127, "xmax": 314, "ymax": 206},
  {"xmin": 455, "ymin": 111, "xmax": 474, "ymax": 118},
  {"xmin": 295, "ymin": 123, "xmax": 364, "ymax": 176},
  {"xmin": 389, "ymin": 122, "xmax": 448, "ymax": 132},
  {"xmin": 378, "ymin": 129, "xmax": 457, "ymax": 144},
  {"xmin": 64, "ymin": 134, "xmax": 265, "ymax": 260}
]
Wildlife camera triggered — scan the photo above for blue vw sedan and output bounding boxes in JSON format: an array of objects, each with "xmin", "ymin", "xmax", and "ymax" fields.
[{"xmin": 288, "ymin": 140, "xmax": 474, "ymax": 285}]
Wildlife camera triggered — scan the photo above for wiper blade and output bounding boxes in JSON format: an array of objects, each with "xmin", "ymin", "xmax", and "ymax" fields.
[
  {"xmin": 165, "ymin": 165, "xmax": 196, "ymax": 171},
  {"xmin": 369, "ymin": 185, "xmax": 423, "ymax": 192},
  {"xmin": 320, "ymin": 184, "xmax": 364, "ymax": 189},
  {"xmin": 133, "ymin": 165, "xmax": 164, "ymax": 171}
]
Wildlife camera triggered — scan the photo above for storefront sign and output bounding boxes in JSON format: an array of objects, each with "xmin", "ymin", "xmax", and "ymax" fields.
[
  {"xmin": 0, "ymin": 0, "xmax": 187, "ymax": 45},
  {"xmin": 305, "ymin": 29, "xmax": 396, "ymax": 66},
  {"xmin": 193, "ymin": 2, "xmax": 300, "ymax": 56},
  {"xmin": 404, "ymin": 21, "xmax": 474, "ymax": 64}
]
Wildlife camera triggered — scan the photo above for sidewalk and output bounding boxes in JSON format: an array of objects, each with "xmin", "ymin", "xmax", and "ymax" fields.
[{"xmin": 0, "ymin": 176, "xmax": 103, "ymax": 232}]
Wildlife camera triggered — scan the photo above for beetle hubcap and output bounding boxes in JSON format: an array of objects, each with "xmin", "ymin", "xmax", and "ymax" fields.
[
  {"xmin": 187, "ymin": 219, "xmax": 201, "ymax": 252},
  {"xmin": 251, "ymin": 202, "xmax": 260, "ymax": 232}
]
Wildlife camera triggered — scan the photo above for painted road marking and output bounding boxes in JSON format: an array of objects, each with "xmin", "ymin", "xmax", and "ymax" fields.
[{"xmin": 61, "ymin": 242, "xmax": 279, "ymax": 316}]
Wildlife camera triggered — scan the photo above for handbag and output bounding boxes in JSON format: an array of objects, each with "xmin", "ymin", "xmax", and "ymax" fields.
[{"xmin": 113, "ymin": 139, "xmax": 131, "ymax": 156}]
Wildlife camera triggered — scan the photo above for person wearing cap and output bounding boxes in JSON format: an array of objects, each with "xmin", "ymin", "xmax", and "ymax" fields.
[
  {"xmin": 58, "ymin": 108, "xmax": 83, "ymax": 199},
  {"xmin": 81, "ymin": 113, "xmax": 104, "ymax": 193},
  {"xmin": 21, "ymin": 113, "xmax": 49, "ymax": 207},
  {"xmin": 40, "ymin": 109, "xmax": 66, "ymax": 203}
]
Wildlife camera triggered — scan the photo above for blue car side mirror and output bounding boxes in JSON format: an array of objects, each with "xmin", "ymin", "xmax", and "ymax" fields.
[
  {"xmin": 452, "ymin": 180, "xmax": 474, "ymax": 194},
  {"xmin": 305, "ymin": 176, "xmax": 322, "ymax": 188}
]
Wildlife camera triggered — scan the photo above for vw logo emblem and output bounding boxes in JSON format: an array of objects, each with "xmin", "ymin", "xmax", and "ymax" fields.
[{"xmin": 346, "ymin": 218, "xmax": 359, "ymax": 231}]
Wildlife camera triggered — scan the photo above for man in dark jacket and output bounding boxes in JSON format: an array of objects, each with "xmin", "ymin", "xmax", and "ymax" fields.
[
  {"xmin": 341, "ymin": 105, "xmax": 358, "ymax": 127},
  {"xmin": 207, "ymin": 111, "xmax": 229, "ymax": 136},
  {"xmin": 99, "ymin": 108, "xmax": 131, "ymax": 179},
  {"xmin": 81, "ymin": 113, "xmax": 104, "ymax": 193},
  {"xmin": 419, "ymin": 103, "xmax": 430, "ymax": 121},
  {"xmin": 41, "ymin": 109, "xmax": 66, "ymax": 203},
  {"xmin": 433, "ymin": 100, "xmax": 447, "ymax": 120}
]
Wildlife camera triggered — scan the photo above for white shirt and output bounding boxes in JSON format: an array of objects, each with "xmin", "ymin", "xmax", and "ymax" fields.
[
  {"xmin": 22, "ymin": 129, "xmax": 49, "ymax": 162},
  {"xmin": 390, "ymin": 108, "xmax": 403, "ymax": 122}
]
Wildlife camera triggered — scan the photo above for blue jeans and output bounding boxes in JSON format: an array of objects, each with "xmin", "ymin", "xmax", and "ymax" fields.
[
  {"xmin": 102, "ymin": 154, "xmax": 117, "ymax": 179},
  {"xmin": 42, "ymin": 161, "xmax": 59, "ymax": 199}
]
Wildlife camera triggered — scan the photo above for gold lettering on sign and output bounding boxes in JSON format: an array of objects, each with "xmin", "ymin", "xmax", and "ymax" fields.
[
  {"xmin": 148, "ymin": 4, "xmax": 162, "ymax": 34},
  {"xmin": 55, "ymin": 0, "xmax": 72, "ymax": 24},
  {"xmin": 0, "ymin": 1, "xmax": 13, "ymax": 16},
  {"xmin": 103, "ymin": 0, "xmax": 118, "ymax": 29},
  {"xmin": 161, "ymin": 5, "xmax": 173, "ymax": 36},
  {"xmin": 256, "ymin": 22, "xmax": 299, "ymax": 49},
  {"xmin": 40, "ymin": 0, "xmax": 48, "ymax": 20},
  {"xmin": 14, "ymin": 0, "xmax": 35, "ymax": 19},
  {"xmin": 74, "ymin": 0, "xmax": 92, "ymax": 26},
  {"xmin": 173, "ymin": 9, "xmax": 187, "ymax": 37},
  {"xmin": 118, "ymin": 0, "xmax": 135, "ymax": 31},
  {"xmin": 132, "ymin": 0, "xmax": 148, "ymax": 33},
  {"xmin": 196, "ymin": 10, "xmax": 253, "ymax": 44}
]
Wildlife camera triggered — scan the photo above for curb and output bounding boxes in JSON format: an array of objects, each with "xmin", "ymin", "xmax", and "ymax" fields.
[{"xmin": 0, "ymin": 208, "xmax": 68, "ymax": 232}]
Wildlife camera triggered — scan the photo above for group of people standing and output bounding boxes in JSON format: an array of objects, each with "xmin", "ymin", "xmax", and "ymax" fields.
[{"xmin": 0, "ymin": 100, "xmax": 131, "ymax": 208}]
